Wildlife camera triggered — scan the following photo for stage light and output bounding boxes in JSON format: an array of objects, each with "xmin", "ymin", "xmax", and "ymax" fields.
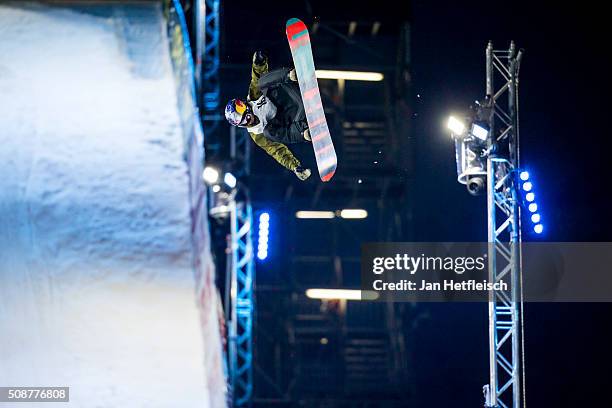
[
  {"xmin": 202, "ymin": 166, "xmax": 219, "ymax": 185},
  {"xmin": 295, "ymin": 211, "xmax": 335, "ymax": 219},
  {"xmin": 447, "ymin": 116, "xmax": 466, "ymax": 135},
  {"xmin": 209, "ymin": 205, "xmax": 230, "ymax": 217},
  {"xmin": 315, "ymin": 70, "xmax": 384, "ymax": 81},
  {"xmin": 531, "ymin": 213, "xmax": 541, "ymax": 223},
  {"xmin": 534, "ymin": 224, "xmax": 543, "ymax": 234},
  {"xmin": 212, "ymin": 185, "xmax": 221, "ymax": 193},
  {"xmin": 525, "ymin": 192, "xmax": 535, "ymax": 202},
  {"xmin": 471, "ymin": 123, "xmax": 489, "ymax": 141},
  {"xmin": 305, "ymin": 289, "xmax": 379, "ymax": 301},
  {"xmin": 528, "ymin": 203, "xmax": 538, "ymax": 213},
  {"xmin": 340, "ymin": 209, "xmax": 368, "ymax": 219},
  {"xmin": 224, "ymin": 172, "xmax": 237, "ymax": 188},
  {"xmin": 522, "ymin": 181, "xmax": 533, "ymax": 192},
  {"xmin": 257, "ymin": 212, "xmax": 270, "ymax": 260},
  {"xmin": 520, "ymin": 171, "xmax": 529, "ymax": 181}
]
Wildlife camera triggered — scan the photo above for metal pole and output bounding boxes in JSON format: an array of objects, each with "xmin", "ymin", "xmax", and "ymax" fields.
[
  {"xmin": 193, "ymin": 0, "xmax": 205, "ymax": 93},
  {"xmin": 483, "ymin": 41, "xmax": 524, "ymax": 408},
  {"xmin": 229, "ymin": 198, "xmax": 239, "ymax": 402},
  {"xmin": 485, "ymin": 40, "xmax": 498, "ymax": 408},
  {"xmin": 508, "ymin": 42, "xmax": 522, "ymax": 408}
]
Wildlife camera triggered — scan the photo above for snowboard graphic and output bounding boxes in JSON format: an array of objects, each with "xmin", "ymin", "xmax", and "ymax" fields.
[{"xmin": 286, "ymin": 18, "xmax": 337, "ymax": 182}]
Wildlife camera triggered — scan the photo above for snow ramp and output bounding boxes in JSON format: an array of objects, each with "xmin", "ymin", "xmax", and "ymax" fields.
[{"xmin": 0, "ymin": 2, "xmax": 226, "ymax": 406}]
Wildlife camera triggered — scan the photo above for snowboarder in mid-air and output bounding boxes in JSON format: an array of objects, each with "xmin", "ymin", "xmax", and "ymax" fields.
[{"xmin": 225, "ymin": 51, "xmax": 313, "ymax": 180}]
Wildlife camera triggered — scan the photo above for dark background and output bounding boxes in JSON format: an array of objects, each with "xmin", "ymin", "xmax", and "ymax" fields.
[{"xmin": 212, "ymin": 0, "xmax": 611, "ymax": 406}]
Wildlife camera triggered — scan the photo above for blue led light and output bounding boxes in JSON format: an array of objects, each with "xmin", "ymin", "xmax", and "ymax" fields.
[
  {"xmin": 531, "ymin": 213, "xmax": 541, "ymax": 223},
  {"xmin": 522, "ymin": 182, "xmax": 533, "ymax": 192},
  {"xmin": 528, "ymin": 203, "xmax": 538, "ymax": 213},
  {"xmin": 534, "ymin": 224, "xmax": 543, "ymax": 234},
  {"xmin": 257, "ymin": 212, "xmax": 271, "ymax": 260},
  {"xmin": 520, "ymin": 171, "xmax": 529, "ymax": 181},
  {"xmin": 525, "ymin": 192, "xmax": 535, "ymax": 202}
]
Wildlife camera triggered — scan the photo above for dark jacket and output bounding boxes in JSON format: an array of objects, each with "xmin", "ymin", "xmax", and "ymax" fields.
[
  {"xmin": 247, "ymin": 58, "xmax": 304, "ymax": 172},
  {"xmin": 258, "ymin": 68, "xmax": 308, "ymax": 144}
]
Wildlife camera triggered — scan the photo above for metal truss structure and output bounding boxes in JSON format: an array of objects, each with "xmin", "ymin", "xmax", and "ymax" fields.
[
  {"xmin": 201, "ymin": 0, "xmax": 222, "ymax": 154},
  {"xmin": 227, "ymin": 195, "xmax": 255, "ymax": 407},
  {"xmin": 482, "ymin": 41, "xmax": 525, "ymax": 408},
  {"xmin": 230, "ymin": 126, "xmax": 251, "ymax": 177},
  {"xmin": 226, "ymin": 88, "xmax": 254, "ymax": 407}
]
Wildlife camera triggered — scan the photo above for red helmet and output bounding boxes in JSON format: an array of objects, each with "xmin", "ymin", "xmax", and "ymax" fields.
[{"xmin": 225, "ymin": 98, "xmax": 251, "ymax": 127}]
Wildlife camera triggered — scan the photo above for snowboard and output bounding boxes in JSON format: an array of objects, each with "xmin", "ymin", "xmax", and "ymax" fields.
[{"xmin": 286, "ymin": 18, "xmax": 337, "ymax": 182}]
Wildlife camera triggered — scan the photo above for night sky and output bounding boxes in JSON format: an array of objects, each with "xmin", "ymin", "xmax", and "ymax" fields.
[
  {"xmin": 411, "ymin": 1, "xmax": 610, "ymax": 406},
  {"xmin": 222, "ymin": 0, "xmax": 611, "ymax": 405}
]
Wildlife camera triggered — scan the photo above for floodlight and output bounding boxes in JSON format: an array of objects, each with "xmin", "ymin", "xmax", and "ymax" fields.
[
  {"xmin": 339, "ymin": 209, "xmax": 368, "ymax": 219},
  {"xmin": 257, "ymin": 212, "xmax": 271, "ymax": 260},
  {"xmin": 296, "ymin": 211, "xmax": 335, "ymax": 219},
  {"xmin": 202, "ymin": 166, "xmax": 220, "ymax": 185},
  {"xmin": 305, "ymin": 289, "xmax": 379, "ymax": 300},
  {"xmin": 315, "ymin": 70, "xmax": 384, "ymax": 81},
  {"xmin": 224, "ymin": 172, "xmax": 237, "ymax": 189},
  {"xmin": 447, "ymin": 116, "xmax": 466, "ymax": 135},
  {"xmin": 466, "ymin": 176, "xmax": 485, "ymax": 196},
  {"xmin": 471, "ymin": 123, "xmax": 489, "ymax": 141}
]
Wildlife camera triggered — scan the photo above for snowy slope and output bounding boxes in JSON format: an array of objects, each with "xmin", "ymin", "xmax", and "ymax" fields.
[{"xmin": 0, "ymin": 2, "xmax": 223, "ymax": 407}]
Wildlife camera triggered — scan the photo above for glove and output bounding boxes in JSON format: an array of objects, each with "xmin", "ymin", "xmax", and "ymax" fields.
[
  {"xmin": 253, "ymin": 50, "xmax": 267, "ymax": 65},
  {"xmin": 288, "ymin": 68, "xmax": 298, "ymax": 82},
  {"xmin": 293, "ymin": 166, "xmax": 311, "ymax": 181}
]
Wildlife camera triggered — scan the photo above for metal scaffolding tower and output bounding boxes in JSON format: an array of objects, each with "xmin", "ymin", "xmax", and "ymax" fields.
[
  {"xmin": 226, "ymin": 97, "xmax": 254, "ymax": 407},
  {"xmin": 482, "ymin": 41, "xmax": 525, "ymax": 408},
  {"xmin": 201, "ymin": 0, "xmax": 222, "ymax": 154},
  {"xmin": 227, "ymin": 195, "xmax": 255, "ymax": 407}
]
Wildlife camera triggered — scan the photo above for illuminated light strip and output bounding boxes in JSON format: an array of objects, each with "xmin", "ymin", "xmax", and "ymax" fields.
[
  {"xmin": 315, "ymin": 70, "xmax": 384, "ymax": 81},
  {"xmin": 339, "ymin": 209, "xmax": 368, "ymax": 219},
  {"xmin": 306, "ymin": 289, "xmax": 379, "ymax": 300},
  {"xmin": 295, "ymin": 211, "xmax": 335, "ymax": 219}
]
